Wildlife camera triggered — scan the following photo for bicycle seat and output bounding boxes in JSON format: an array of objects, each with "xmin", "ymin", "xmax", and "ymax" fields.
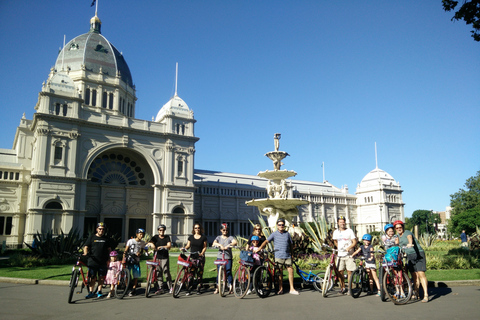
[{"xmin": 308, "ymin": 263, "xmax": 318, "ymax": 267}]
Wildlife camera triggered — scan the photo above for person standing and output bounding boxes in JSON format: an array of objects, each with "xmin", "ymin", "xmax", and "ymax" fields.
[
  {"xmin": 83, "ymin": 222, "xmax": 112, "ymax": 298},
  {"xmin": 183, "ymin": 223, "xmax": 208, "ymax": 294},
  {"xmin": 461, "ymin": 230, "xmax": 468, "ymax": 248},
  {"xmin": 212, "ymin": 223, "xmax": 237, "ymax": 294},
  {"xmin": 124, "ymin": 228, "xmax": 146, "ymax": 296},
  {"xmin": 394, "ymin": 220, "xmax": 429, "ymax": 303},
  {"xmin": 148, "ymin": 224, "xmax": 172, "ymax": 294},
  {"xmin": 245, "ymin": 223, "xmax": 266, "ymax": 249},
  {"xmin": 255, "ymin": 218, "xmax": 300, "ymax": 295},
  {"xmin": 332, "ymin": 216, "xmax": 357, "ymax": 295}
]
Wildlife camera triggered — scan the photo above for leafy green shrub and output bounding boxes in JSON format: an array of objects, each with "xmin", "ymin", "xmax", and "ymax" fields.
[
  {"xmin": 8, "ymin": 252, "xmax": 76, "ymax": 267},
  {"xmin": 25, "ymin": 228, "xmax": 86, "ymax": 259}
]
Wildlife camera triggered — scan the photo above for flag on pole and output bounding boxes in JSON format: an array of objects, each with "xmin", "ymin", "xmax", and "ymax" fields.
[{"xmin": 91, "ymin": 0, "xmax": 96, "ymax": 7}]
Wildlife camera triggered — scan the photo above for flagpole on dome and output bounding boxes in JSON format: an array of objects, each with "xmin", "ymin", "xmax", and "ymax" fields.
[{"xmin": 175, "ymin": 62, "xmax": 178, "ymax": 97}]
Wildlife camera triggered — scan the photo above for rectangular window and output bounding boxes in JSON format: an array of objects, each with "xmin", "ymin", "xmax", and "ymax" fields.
[
  {"xmin": 62, "ymin": 104, "xmax": 67, "ymax": 116},
  {"xmin": 55, "ymin": 103, "xmax": 61, "ymax": 115},
  {"xmin": 109, "ymin": 93, "xmax": 114, "ymax": 109},
  {"xmin": 54, "ymin": 146, "xmax": 62, "ymax": 161},
  {"xmin": 102, "ymin": 91, "xmax": 107, "ymax": 108},
  {"xmin": 177, "ymin": 160, "xmax": 183, "ymax": 176},
  {"xmin": 85, "ymin": 88, "xmax": 90, "ymax": 105},
  {"xmin": 92, "ymin": 89, "xmax": 97, "ymax": 106},
  {"xmin": 5, "ymin": 217, "xmax": 12, "ymax": 235},
  {"xmin": 0, "ymin": 217, "xmax": 4, "ymax": 235}
]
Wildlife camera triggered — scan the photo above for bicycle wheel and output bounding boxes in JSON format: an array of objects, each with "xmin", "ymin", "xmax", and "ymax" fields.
[
  {"xmin": 393, "ymin": 271, "xmax": 413, "ymax": 305},
  {"xmin": 68, "ymin": 269, "xmax": 79, "ymax": 304},
  {"xmin": 253, "ymin": 266, "xmax": 272, "ymax": 298},
  {"xmin": 349, "ymin": 269, "xmax": 362, "ymax": 298},
  {"xmin": 312, "ymin": 272, "xmax": 323, "ymax": 292},
  {"xmin": 322, "ymin": 265, "xmax": 332, "ymax": 297},
  {"xmin": 145, "ymin": 267, "xmax": 154, "ymax": 298},
  {"xmin": 172, "ymin": 267, "xmax": 187, "ymax": 298},
  {"xmin": 233, "ymin": 266, "xmax": 250, "ymax": 298},
  {"xmin": 218, "ymin": 265, "xmax": 227, "ymax": 297},
  {"xmin": 379, "ymin": 267, "xmax": 386, "ymax": 301},
  {"xmin": 115, "ymin": 269, "xmax": 130, "ymax": 299}
]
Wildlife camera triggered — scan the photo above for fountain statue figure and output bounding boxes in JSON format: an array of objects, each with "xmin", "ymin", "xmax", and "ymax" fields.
[{"xmin": 246, "ymin": 134, "xmax": 308, "ymax": 228}]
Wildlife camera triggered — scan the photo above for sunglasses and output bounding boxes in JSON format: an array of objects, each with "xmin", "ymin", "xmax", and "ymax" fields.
[
  {"xmin": 277, "ymin": 224, "xmax": 285, "ymax": 227},
  {"xmin": 194, "ymin": 227, "xmax": 200, "ymax": 229},
  {"xmin": 98, "ymin": 228, "xmax": 105, "ymax": 230}
]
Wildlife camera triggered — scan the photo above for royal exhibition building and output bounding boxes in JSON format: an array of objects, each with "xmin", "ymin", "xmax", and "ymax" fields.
[{"xmin": 0, "ymin": 14, "xmax": 405, "ymax": 248}]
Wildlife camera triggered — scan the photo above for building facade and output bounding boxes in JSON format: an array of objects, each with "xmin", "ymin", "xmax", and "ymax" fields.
[{"xmin": 0, "ymin": 13, "xmax": 404, "ymax": 247}]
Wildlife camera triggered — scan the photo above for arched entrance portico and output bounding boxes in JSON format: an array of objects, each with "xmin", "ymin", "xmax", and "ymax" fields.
[{"xmin": 84, "ymin": 148, "xmax": 155, "ymax": 241}]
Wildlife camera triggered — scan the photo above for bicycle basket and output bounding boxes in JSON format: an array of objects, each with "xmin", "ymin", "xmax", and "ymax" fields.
[
  {"xmin": 177, "ymin": 254, "xmax": 192, "ymax": 267},
  {"xmin": 214, "ymin": 259, "xmax": 228, "ymax": 265},
  {"xmin": 239, "ymin": 250, "xmax": 255, "ymax": 264}
]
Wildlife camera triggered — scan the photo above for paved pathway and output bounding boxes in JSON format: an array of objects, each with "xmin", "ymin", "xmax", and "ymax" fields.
[{"xmin": 0, "ymin": 282, "xmax": 478, "ymax": 320}]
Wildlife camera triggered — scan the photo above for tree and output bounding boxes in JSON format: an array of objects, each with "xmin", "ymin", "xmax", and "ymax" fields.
[
  {"xmin": 442, "ymin": 0, "xmax": 480, "ymax": 41},
  {"xmin": 449, "ymin": 170, "xmax": 480, "ymax": 234},
  {"xmin": 405, "ymin": 210, "xmax": 441, "ymax": 235},
  {"xmin": 448, "ymin": 207, "xmax": 480, "ymax": 235}
]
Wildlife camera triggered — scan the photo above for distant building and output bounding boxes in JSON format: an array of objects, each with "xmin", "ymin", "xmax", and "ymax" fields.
[{"xmin": 0, "ymin": 13, "xmax": 405, "ymax": 247}]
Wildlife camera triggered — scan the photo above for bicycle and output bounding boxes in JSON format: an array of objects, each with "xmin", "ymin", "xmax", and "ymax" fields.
[
  {"xmin": 233, "ymin": 250, "xmax": 254, "ymax": 298},
  {"xmin": 382, "ymin": 246, "xmax": 413, "ymax": 305},
  {"xmin": 172, "ymin": 250, "xmax": 201, "ymax": 298},
  {"xmin": 349, "ymin": 256, "xmax": 370, "ymax": 298},
  {"xmin": 252, "ymin": 249, "xmax": 281, "ymax": 298},
  {"xmin": 115, "ymin": 252, "xmax": 136, "ymax": 299},
  {"xmin": 67, "ymin": 251, "xmax": 90, "ymax": 304},
  {"xmin": 292, "ymin": 259, "xmax": 323, "ymax": 292},
  {"xmin": 145, "ymin": 248, "xmax": 169, "ymax": 298},
  {"xmin": 214, "ymin": 249, "xmax": 230, "ymax": 297},
  {"xmin": 321, "ymin": 245, "xmax": 340, "ymax": 297}
]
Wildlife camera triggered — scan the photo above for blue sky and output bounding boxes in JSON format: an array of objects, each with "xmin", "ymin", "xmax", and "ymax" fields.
[{"xmin": 0, "ymin": 1, "xmax": 478, "ymax": 217}]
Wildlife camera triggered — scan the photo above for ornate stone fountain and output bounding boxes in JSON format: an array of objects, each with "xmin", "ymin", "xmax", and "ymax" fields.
[{"xmin": 246, "ymin": 134, "xmax": 309, "ymax": 228}]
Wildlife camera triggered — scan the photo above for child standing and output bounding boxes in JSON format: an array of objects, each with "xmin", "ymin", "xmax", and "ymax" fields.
[
  {"xmin": 124, "ymin": 228, "xmax": 146, "ymax": 296},
  {"xmin": 381, "ymin": 224, "xmax": 399, "ymax": 249},
  {"xmin": 247, "ymin": 235, "xmax": 262, "ymax": 295},
  {"xmin": 212, "ymin": 223, "xmax": 237, "ymax": 294},
  {"xmin": 352, "ymin": 234, "xmax": 381, "ymax": 296},
  {"xmin": 105, "ymin": 251, "xmax": 121, "ymax": 298}
]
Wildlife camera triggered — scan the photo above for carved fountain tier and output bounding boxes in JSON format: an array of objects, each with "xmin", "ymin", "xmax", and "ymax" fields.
[{"xmin": 246, "ymin": 134, "xmax": 308, "ymax": 228}]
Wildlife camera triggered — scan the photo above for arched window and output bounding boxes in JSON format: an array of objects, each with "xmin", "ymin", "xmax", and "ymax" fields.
[
  {"xmin": 45, "ymin": 201, "xmax": 63, "ymax": 209},
  {"xmin": 173, "ymin": 207, "xmax": 185, "ymax": 214}
]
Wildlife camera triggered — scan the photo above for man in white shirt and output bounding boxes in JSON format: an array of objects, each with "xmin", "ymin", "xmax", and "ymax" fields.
[{"xmin": 332, "ymin": 216, "xmax": 357, "ymax": 295}]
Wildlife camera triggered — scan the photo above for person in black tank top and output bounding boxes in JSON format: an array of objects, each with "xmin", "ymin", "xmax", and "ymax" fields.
[{"xmin": 183, "ymin": 223, "xmax": 208, "ymax": 294}]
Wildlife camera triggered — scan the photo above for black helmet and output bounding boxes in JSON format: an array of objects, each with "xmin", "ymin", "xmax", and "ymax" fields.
[
  {"xmin": 157, "ymin": 225, "xmax": 166, "ymax": 231},
  {"xmin": 337, "ymin": 215, "xmax": 346, "ymax": 222}
]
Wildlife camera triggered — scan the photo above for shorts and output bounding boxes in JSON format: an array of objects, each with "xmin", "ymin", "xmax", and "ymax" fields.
[
  {"xmin": 336, "ymin": 256, "xmax": 356, "ymax": 272},
  {"xmin": 407, "ymin": 251, "xmax": 426, "ymax": 273},
  {"xmin": 275, "ymin": 258, "xmax": 292, "ymax": 268},
  {"xmin": 365, "ymin": 262, "xmax": 376, "ymax": 270},
  {"xmin": 88, "ymin": 264, "xmax": 108, "ymax": 279},
  {"xmin": 128, "ymin": 263, "xmax": 141, "ymax": 278}
]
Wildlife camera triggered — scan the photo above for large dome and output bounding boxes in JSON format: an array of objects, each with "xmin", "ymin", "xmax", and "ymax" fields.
[
  {"xmin": 54, "ymin": 15, "xmax": 133, "ymax": 87},
  {"xmin": 155, "ymin": 94, "xmax": 191, "ymax": 122},
  {"xmin": 359, "ymin": 168, "xmax": 398, "ymax": 188}
]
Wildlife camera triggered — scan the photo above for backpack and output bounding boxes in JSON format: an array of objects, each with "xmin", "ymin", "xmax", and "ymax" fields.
[{"xmin": 383, "ymin": 246, "xmax": 400, "ymax": 267}]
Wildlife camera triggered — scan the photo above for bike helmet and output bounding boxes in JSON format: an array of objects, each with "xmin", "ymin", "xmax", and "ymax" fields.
[
  {"xmin": 384, "ymin": 224, "xmax": 394, "ymax": 232},
  {"xmin": 393, "ymin": 220, "xmax": 404, "ymax": 227},
  {"xmin": 157, "ymin": 224, "xmax": 166, "ymax": 231},
  {"xmin": 97, "ymin": 222, "xmax": 105, "ymax": 228},
  {"xmin": 277, "ymin": 218, "xmax": 286, "ymax": 225},
  {"xmin": 337, "ymin": 215, "xmax": 346, "ymax": 222},
  {"xmin": 251, "ymin": 236, "xmax": 260, "ymax": 241},
  {"xmin": 109, "ymin": 250, "xmax": 118, "ymax": 257},
  {"xmin": 136, "ymin": 228, "xmax": 145, "ymax": 234},
  {"xmin": 362, "ymin": 234, "xmax": 372, "ymax": 241}
]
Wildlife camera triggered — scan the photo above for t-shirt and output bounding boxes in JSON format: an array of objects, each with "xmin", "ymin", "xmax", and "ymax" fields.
[
  {"xmin": 267, "ymin": 230, "xmax": 292, "ymax": 259},
  {"xmin": 126, "ymin": 238, "xmax": 146, "ymax": 263},
  {"xmin": 150, "ymin": 235, "xmax": 171, "ymax": 259},
  {"xmin": 84, "ymin": 234, "xmax": 111, "ymax": 267},
  {"xmin": 398, "ymin": 230, "xmax": 424, "ymax": 255},
  {"xmin": 381, "ymin": 234, "xmax": 398, "ymax": 250},
  {"xmin": 214, "ymin": 235, "xmax": 235, "ymax": 259},
  {"xmin": 332, "ymin": 228, "xmax": 356, "ymax": 257},
  {"xmin": 188, "ymin": 234, "xmax": 207, "ymax": 254},
  {"xmin": 361, "ymin": 244, "xmax": 375, "ymax": 263}
]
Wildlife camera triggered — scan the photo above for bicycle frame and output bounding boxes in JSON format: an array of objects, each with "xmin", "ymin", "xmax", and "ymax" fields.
[
  {"xmin": 381, "ymin": 246, "xmax": 413, "ymax": 305},
  {"xmin": 67, "ymin": 253, "xmax": 89, "ymax": 303},
  {"xmin": 214, "ymin": 249, "xmax": 229, "ymax": 297},
  {"xmin": 292, "ymin": 260, "xmax": 322, "ymax": 292},
  {"xmin": 172, "ymin": 250, "xmax": 200, "ymax": 298},
  {"xmin": 321, "ymin": 245, "xmax": 342, "ymax": 297}
]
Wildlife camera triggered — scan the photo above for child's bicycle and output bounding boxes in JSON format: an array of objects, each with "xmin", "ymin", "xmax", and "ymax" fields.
[
  {"xmin": 349, "ymin": 256, "xmax": 370, "ymax": 298},
  {"xmin": 115, "ymin": 252, "xmax": 137, "ymax": 299},
  {"xmin": 321, "ymin": 245, "xmax": 340, "ymax": 297},
  {"xmin": 252, "ymin": 249, "xmax": 281, "ymax": 298},
  {"xmin": 67, "ymin": 251, "xmax": 90, "ymax": 304},
  {"xmin": 382, "ymin": 246, "xmax": 413, "ymax": 305},
  {"xmin": 214, "ymin": 249, "xmax": 230, "ymax": 297},
  {"xmin": 233, "ymin": 250, "xmax": 254, "ymax": 298},
  {"xmin": 172, "ymin": 249, "xmax": 201, "ymax": 298},
  {"xmin": 292, "ymin": 259, "xmax": 323, "ymax": 292},
  {"xmin": 145, "ymin": 247, "xmax": 169, "ymax": 298}
]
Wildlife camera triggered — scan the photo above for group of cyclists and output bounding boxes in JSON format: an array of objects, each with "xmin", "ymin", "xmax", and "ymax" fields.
[{"xmin": 82, "ymin": 216, "xmax": 429, "ymax": 302}]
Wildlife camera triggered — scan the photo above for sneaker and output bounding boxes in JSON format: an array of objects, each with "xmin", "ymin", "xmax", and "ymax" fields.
[
  {"xmin": 155, "ymin": 288, "xmax": 164, "ymax": 295},
  {"xmin": 85, "ymin": 292, "xmax": 95, "ymax": 299},
  {"xmin": 97, "ymin": 291, "xmax": 103, "ymax": 298},
  {"xmin": 247, "ymin": 290, "xmax": 252, "ymax": 295},
  {"xmin": 169, "ymin": 288, "xmax": 173, "ymax": 294},
  {"xmin": 186, "ymin": 292, "xmax": 191, "ymax": 296},
  {"xmin": 128, "ymin": 290, "xmax": 136, "ymax": 297},
  {"xmin": 339, "ymin": 288, "xmax": 348, "ymax": 295}
]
